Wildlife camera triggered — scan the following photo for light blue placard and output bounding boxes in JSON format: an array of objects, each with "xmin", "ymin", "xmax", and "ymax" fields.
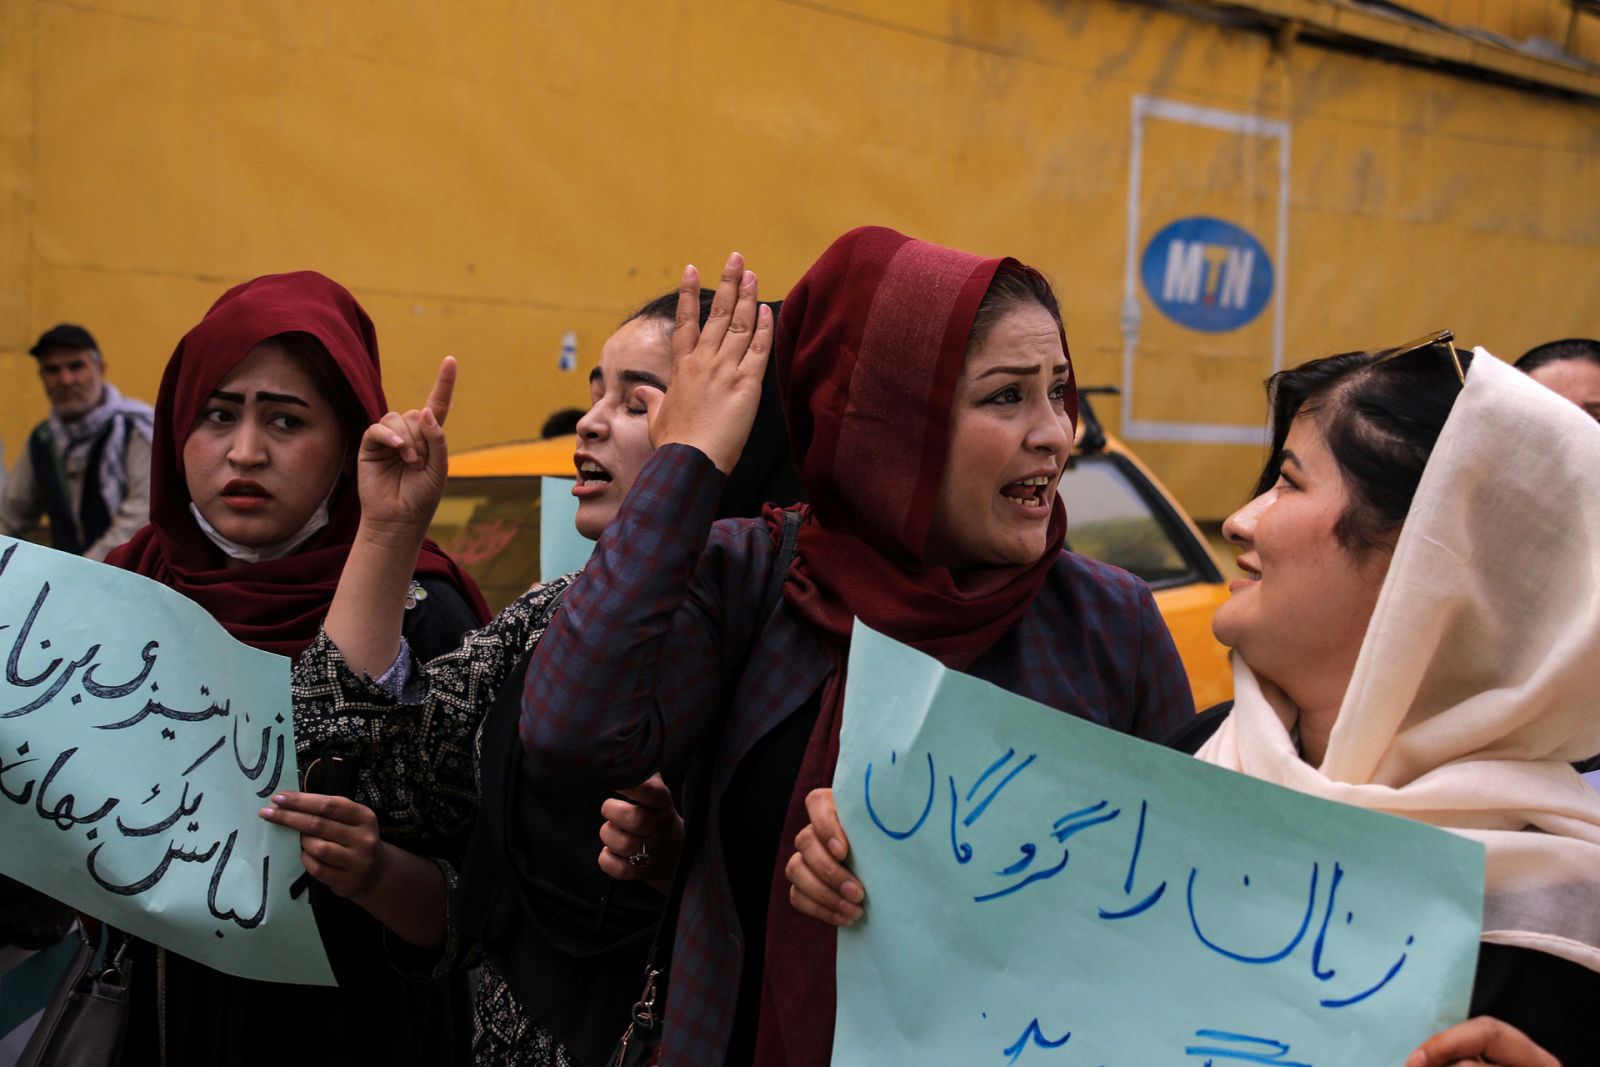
[
  {"xmin": 0, "ymin": 537, "xmax": 334, "ymax": 986},
  {"xmin": 539, "ymin": 476, "xmax": 593, "ymax": 582},
  {"xmin": 832, "ymin": 623, "xmax": 1485, "ymax": 1065},
  {"xmin": 1586, "ymin": 769, "xmax": 1600, "ymax": 794}
]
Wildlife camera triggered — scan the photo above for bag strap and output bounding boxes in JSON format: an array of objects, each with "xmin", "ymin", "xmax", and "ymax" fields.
[
  {"xmin": 16, "ymin": 925, "xmax": 130, "ymax": 1067},
  {"xmin": 626, "ymin": 508, "xmax": 803, "ymax": 1032}
]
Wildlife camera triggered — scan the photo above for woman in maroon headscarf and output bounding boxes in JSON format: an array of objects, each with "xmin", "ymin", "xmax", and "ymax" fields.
[
  {"xmin": 515, "ymin": 232, "xmax": 1196, "ymax": 1066},
  {"xmin": 106, "ymin": 270, "xmax": 488, "ymax": 1065}
]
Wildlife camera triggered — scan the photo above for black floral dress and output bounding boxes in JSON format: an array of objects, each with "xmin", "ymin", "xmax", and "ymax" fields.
[{"xmin": 293, "ymin": 575, "xmax": 580, "ymax": 1067}]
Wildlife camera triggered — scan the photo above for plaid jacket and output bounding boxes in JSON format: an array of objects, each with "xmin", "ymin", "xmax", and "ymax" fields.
[{"xmin": 520, "ymin": 445, "xmax": 1195, "ymax": 1066}]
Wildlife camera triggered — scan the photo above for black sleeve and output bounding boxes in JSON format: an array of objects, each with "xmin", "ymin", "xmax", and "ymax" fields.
[
  {"xmin": 401, "ymin": 577, "xmax": 482, "ymax": 664},
  {"xmin": 1470, "ymin": 942, "xmax": 1600, "ymax": 1064},
  {"xmin": 1161, "ymin": 701, "xmax": 1232, "ymax": 755}
]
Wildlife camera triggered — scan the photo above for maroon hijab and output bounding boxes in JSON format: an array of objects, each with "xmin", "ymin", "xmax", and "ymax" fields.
[
  {"xmin": 106, "ymin": 271, "xmax": 487, "ymax": 655},
  {"xmin": 755, "ymin": 227, "xmax": 1076, "ymax": 1063}
]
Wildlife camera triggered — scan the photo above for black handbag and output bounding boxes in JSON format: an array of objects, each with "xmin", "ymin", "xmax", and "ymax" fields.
[
  {"xmin": 18, "ymin": 926, "xmax": 131, "ymax": 1067},
  {"xmin": 606, "ymin": 508, "xmax": 802, "ymax": 1067}
]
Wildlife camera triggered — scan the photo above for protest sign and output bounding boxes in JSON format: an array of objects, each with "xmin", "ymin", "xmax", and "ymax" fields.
[
  {"xmin": 832, "ymin": 623, "xmax": 1484, "ymax": 1065},
  {"xmin": 540, "ymin": 475, "xmax": 593, "ymax": 582},
  {"xmin": 0, "ymin": 537, "xmax": 334, "ymax": 985}
]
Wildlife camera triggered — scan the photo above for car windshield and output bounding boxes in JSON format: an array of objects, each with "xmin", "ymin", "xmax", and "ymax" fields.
[
  {"xmin": 431, "ymin": 476, "xmax": 544, "ymax": 612},
  {"xmin": 435, "ymin": 454, "xmax": 1207, "ymax": 611},
  {"xmin": 1060, "ymin": 455, "xmax": 1194, "ymax": 586}
]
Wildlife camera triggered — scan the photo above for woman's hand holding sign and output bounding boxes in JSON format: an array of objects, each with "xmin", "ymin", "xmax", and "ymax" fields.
[{"xmin": 786, "ymin": 787, "xmax": 865, "ymax": 926}]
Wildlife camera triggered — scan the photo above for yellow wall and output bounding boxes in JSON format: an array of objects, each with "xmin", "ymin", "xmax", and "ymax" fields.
[
  {"xmin": 1407, "ymin": 0, "xmax": 1600, "ymax": 63},
  {"xmin": 3, "ymin": 0, "xmax": 1597, "ymax": 517}
]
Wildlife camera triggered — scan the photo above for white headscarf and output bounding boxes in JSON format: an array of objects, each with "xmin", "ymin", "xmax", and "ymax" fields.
[{"xmin": 1199, "ymin": 349, "xmax": 1600, "ymax": 973}]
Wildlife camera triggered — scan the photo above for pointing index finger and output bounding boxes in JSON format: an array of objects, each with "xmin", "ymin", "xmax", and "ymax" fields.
[{"xmin": 426, "ymin": 356, "xmax": 457, "ymax": 426}]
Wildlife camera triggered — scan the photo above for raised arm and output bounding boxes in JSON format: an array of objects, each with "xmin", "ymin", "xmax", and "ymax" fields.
[
  {"xmin": 324, "ymin": 356, "xmax": 456, "ymax": 677},
  {"xmin": 518, "ymin": 255, "xmax": 773, "ymax": 786},
  {"xmin": 293, "ymin": 572, "xmax": 576, "ymax": 839}
]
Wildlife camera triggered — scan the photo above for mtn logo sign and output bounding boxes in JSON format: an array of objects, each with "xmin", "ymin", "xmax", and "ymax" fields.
[{"xmin": 1140, "ymin": 216, "xmax": 1274, "ymax": 333}]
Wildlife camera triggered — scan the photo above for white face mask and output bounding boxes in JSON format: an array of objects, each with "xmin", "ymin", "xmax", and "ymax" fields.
[{"xmin": 189, "ymin": 500, "xmax": 332, "ymax": 565}]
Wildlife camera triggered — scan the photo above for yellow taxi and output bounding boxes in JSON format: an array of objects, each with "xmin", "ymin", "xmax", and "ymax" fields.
[{"xmin": 429, "ymin": 393, "xmax": 1233, "ymax": 711}]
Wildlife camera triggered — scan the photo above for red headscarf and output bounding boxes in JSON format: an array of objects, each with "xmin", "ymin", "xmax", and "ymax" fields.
[
  {"xmin": 106, "ymin": 271, "xmax": 488, "ymax": 655},
  {"xmin": 756, "ymin": 227, "xmax": 1076, "ymax": 1063}
]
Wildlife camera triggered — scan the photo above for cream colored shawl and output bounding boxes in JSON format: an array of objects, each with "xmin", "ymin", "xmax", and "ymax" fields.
[{"xmin": 1199, "ymin": 349, "xmax": 1600, "ymax": 973}]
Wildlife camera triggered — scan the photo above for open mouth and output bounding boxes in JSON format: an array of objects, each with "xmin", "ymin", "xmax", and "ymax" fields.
[
  {"xmin": 1000, "ymin": 475, "xmax": 1052, "ymax": 509},
  {"xmin": 221, "ymin": 480, "xmax": 270, "ymax": 500},
  {"xmin": 576, "ymin": 460, "xmax": 613, "ymax": 488}
]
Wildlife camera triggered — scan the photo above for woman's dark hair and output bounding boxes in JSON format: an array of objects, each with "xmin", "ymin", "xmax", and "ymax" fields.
[
  {"xmin": 969, "ymin": 263, "xmax": 1063, "ymax": 353},
  {"xmin": 623, "ymin": 288, "xmax": 717, "ymax": 331},
  {"xmin": 1254, "ymin": 342, "xmax": 1473, "ymax": 557},
  {"xmin": 1515, "ymin": 337, "xmax": 1600, "ymax": 375}
]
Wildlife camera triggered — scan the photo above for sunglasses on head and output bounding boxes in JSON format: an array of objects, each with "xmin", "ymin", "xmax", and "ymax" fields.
[{"xmin": 1371, "ymin": 329, "xmax": 1466, "ymax": 385}]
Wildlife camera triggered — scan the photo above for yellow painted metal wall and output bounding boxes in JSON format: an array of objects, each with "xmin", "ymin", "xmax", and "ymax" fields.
[
  {"xmin": 1406, "ymin": 0, "xmax": 1600, "ymax": 62},
  {"xmin": 3, "ymin": 0, "xmax": 1597, "ymax": 517}
]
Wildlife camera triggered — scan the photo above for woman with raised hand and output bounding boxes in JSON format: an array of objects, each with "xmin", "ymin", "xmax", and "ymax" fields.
[
  {"xmin": 285, "ymin": 284, "xmax": 800, "ymax": 1067},
  {"xmin": 791, "ymin": 333, "xmax": 1600, "ymax": 1065},
  {"xmin": 104, "ymin": 271, "xmax": 489, "ymax": 1065},
  {"xmin": 518, "ymin": 231, "xmax": 1195, "ymax": 1065}
]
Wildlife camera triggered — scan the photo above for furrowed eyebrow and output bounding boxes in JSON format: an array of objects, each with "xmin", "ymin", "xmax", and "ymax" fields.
[
  {"xmin": 589, "ymin": 368, "xmax": 603, "ymax": 385},
  {"xmin": 619, "ymin": 370, "xmax": 668, "ymax": 391},
  {"xmin": 209, "ymin": 390, "xmax": 245, "ymax": 404},
  {"xmin": 977, "ymin": 364, "xmax": 1043, "ymax": 379},
  {"xmin": 255, "ymin": 391, "xmax": 310, "ymax": 407},
  {"xmin": 975, "ymin": 362, "xmax": 1068, "ymax": 380}
]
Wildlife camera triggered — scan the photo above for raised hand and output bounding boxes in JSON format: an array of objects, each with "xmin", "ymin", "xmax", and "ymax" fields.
[
  {"xmin": 598, "ymin": 773, "xmax": 683, "ymax": 896},
  {"xmin": 785, "ymin": 787, "xmax": 865, "ymax": 926},
  {"xmin": 635, "ymin": 254, "xmax": 773, "ymax": 474},
  {"xmin": 325, "ymin": 357, "xmax": 455, "ymax": 677},
  {"xmin": 356, "ymin": 355, "xmax": 456, "ymax": 532}
]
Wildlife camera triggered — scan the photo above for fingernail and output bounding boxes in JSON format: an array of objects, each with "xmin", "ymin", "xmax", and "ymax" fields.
[
  {"xmin": 838, "ymin": 902, "xmax": 862, "ymax": 923},
  {"xmin": 682, "ymin": 264, "xmax": 696, "ymax": 282},
  {"xmin": 272, "ymin": 794, "xmax": 286, "ymax": 804},
  {"xmin": 842, "ymin": 880, "xmax": 864, "ymax": 903},
  {"xmin": 828, "ymin": 837, "xmax": 847, "ymax": 860},
  {"xmin": 1404, "ymin": 1053, "xmax": 1426, "ymax": 1067},
  {"xmin": 259, "ymin": 808, "xmax": 274, "ymax": 820}
]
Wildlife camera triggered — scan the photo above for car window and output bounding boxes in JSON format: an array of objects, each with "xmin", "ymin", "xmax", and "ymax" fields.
[
  {"xmin": 429, "ymin": 476, "xmax": 543, "ymax": 613},
  {"xmin": 1061, "ymin": 455, "xmax": 1196, "ymax": 587}
]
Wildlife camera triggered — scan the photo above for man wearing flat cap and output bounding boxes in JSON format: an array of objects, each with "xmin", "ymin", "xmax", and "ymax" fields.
[{"xmin": 1, "ymin": 324, "xmax": 154, "ymax": 560}]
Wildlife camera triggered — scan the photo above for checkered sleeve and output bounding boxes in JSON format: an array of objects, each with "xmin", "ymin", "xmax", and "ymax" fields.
[
  {"xmin": 518, "ymin": 444, "xmax": 730, "ymax": 787},
  {"xmin": 1131, "ymin": 581, "xmax": 1197, "ymax": 741}
]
